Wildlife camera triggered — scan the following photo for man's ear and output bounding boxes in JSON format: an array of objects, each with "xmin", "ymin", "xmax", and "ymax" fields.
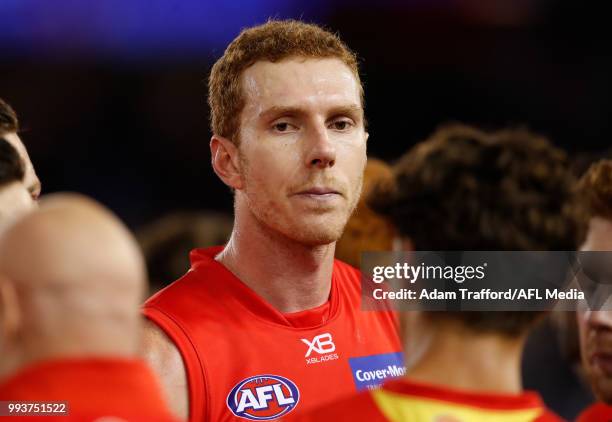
[
  {"xmin": 210, "ymin": 135, "xmax": 244, "ymax": 190},
  {"xmin": 0, "ymin": 276, "xmax": 21, "ymax": 345}
]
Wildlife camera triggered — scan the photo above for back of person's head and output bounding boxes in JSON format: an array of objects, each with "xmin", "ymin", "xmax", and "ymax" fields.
[
  {"xmin": 370, "ymin": 124, "xmax": 585, "ymax": 336},
  {"xmin": 0, "ymin": 137, "xmax": 33, "ymax": 226},
  {"xmin": 0, "ymin": 194, "xmax": 146, "ymax": 378}
]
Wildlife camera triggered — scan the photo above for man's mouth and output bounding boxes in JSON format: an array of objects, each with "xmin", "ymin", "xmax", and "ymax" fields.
[
  {"xmin": 291, "ymin": 187, "xmax": 344, "ymax": 205},
  {"xmin": 297, "ymin": 187, "xmax": 341, "ymax": 196}
]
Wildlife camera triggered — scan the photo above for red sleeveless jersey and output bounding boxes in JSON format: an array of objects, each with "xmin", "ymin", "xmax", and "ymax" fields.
[{"xmin": 143, "ymin": 246, "xmax": 403, "ymax": 421}]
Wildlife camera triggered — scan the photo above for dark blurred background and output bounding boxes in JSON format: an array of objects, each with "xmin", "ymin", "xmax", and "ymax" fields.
[{"xmin": 2, "ymin": 0, "xmax": 611, "ymax": 228}]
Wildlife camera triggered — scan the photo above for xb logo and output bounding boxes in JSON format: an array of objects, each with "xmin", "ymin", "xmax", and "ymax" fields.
[{"xmin": 301, "ymin": 333, "xmax": 335, "ymax": 357}]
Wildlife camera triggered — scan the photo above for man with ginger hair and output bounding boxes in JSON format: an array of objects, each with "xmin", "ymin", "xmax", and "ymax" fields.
[
  {"xmin": 0, "ymin": 194, "xmax": 176, "ymax": 421},
  {"xmin": 142, "ymin": 20, "xmax": 401, "ymax": 421},
  {"xmin": 575, "ymin": 160, "xmax": 612, "ymax": 421}
]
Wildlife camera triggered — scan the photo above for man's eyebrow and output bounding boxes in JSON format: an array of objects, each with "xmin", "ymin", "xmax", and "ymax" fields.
[
  {"xmin": 259, "ymin": 104, "xmax": 363, "ymax": 120},
  {"xmin": 259, "ymin": 106, "xmax": 305, "ymax": 120},
  {"xmin": 327, "ymin": 105, "xmax": 363, "ymax": 118}
]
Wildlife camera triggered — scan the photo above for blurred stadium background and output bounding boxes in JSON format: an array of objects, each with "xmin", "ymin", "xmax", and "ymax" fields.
[{"xmin": 2, "ymin": 0, "xmax": 610, "ymax": 226}]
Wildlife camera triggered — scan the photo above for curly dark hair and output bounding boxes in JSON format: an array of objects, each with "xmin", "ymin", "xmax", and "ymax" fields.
[
  {"xmin": 371, "ymin": 124, "xmax": 584, "ymax": 251},
  {"xmin": 369, "ymin": 123, "xmax": 586, "ymax": 336}
]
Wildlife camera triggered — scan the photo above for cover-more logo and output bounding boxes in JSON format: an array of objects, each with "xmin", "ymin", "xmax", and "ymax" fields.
[
  {"xmin": 301, "ymin": 333, "xmax": 339, "ymax": 364},
  {"xmin": 349, "ymin": 352, "xmax": 406, "ymax": 391},
  {"xmin": 226, "ymin": 374, "xmax": 300, "ymax": 420}
]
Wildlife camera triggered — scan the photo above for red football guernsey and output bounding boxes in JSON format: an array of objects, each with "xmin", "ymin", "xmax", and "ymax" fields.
[
  {"xmin": 143, "ymin": 246, "xmax": 403, "ymax": 421},
  {"xmin": 285, "ymin": 378, "xmax": 563, "ymax": 422},
  {"xmin": 577, "ymin": 402, "xmax": 612, "ymax": 421},
  {"xmin": 0, "ymin": 358, "xmax": 177, "ymax": 421}
]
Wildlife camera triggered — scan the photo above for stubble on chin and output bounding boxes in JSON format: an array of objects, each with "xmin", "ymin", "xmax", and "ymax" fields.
[
  {"xmin": 293, "ymin": 181, "xmax": 363, "ymax": 247},
  {"xmin": 239, "ymin": 151, "xmax": 366, "ymax": 247},
  {"xmin": 295, "ymin": 216, "xmax": 346, "ymax": 246}
]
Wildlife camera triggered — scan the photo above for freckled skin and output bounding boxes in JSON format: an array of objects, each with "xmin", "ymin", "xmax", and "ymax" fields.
[{"xmin": 236, "ymin": 58, "xmax": 368, "ymax": 246}]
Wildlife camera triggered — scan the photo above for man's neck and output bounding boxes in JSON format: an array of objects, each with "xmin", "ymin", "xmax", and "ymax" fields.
[
  {"xmin": 216, "ymin": 212, "xmax": 336, "ymax": 314},
  {"xmin": 404, "ymin": 326, "xmax": 526, "ymax": 395}
]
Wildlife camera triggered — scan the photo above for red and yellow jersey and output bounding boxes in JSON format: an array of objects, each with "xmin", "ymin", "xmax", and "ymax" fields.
[
  {"xmin": 577, "ymin": 402, "xmax": 612, "ymax": 422},
  {"xmin": 0, "ymin": 358, "xmax": 177, "ymax": 421},
  {"xmin": 143, "ymin": 246, "xmax": 403, "ymax": 421},
  {"xmin": 286, "ymin": 379, "xmax": 563, "ymax": 422}
]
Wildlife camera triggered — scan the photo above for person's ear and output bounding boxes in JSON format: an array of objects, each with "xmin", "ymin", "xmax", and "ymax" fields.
[
  {"xmin": 0, "ymin": 276, "xmax": 21, "ymax": 346},
  {"xmin": 210, "ymin": 136, "xmax": 244, "ymax": 190}
]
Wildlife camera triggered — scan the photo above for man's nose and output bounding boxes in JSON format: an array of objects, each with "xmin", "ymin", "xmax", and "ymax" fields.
[{"xmin": 304, "ymin": 124, "xmax": 336, "ymax": 169}]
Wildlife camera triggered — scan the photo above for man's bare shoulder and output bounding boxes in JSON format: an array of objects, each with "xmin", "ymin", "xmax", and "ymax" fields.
[
  {"xmin": 141, "ymin": 318, "xmax": 189, "ymax": 420},
  {"xmin": 141, "ymin": 318, "xmax": 183, "ymax": 368}
]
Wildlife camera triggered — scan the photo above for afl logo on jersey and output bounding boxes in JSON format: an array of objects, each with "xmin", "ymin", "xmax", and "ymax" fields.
[{"xmin": 226, "ymin": 374, "xmax": 300, "ymax": 420}]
